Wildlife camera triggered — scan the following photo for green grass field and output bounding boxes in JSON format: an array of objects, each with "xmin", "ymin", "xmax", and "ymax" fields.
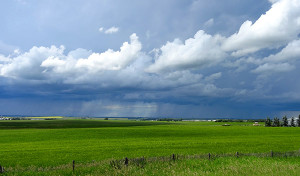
[{"xmin": 0, "ymin": 120, "xmax": 300, "ymax": 175}]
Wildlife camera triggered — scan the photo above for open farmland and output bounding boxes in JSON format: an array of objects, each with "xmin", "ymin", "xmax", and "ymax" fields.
[
  {"xmin": 24, "ymin": 116, "xmax": 64, "ymax": 119},
  {"xmin": 1, "ymin": 120, "xmax": 300, "ymax": 175}
]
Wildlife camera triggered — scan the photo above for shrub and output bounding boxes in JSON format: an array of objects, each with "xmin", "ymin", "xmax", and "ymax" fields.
[
  {"xmin": 272, "ymin": 117, "xmax": 280, "ymax": 127},
  {"xmin": 291, "ymin": 117, "xmax": 295, "ymax": 127},
  {"xmin": 265, "ymin": 117, "xmax": 272, "ymax": 127},
  {"xmin": 282, "ymin": 116, "xmax": 288, "ymax": 127}
]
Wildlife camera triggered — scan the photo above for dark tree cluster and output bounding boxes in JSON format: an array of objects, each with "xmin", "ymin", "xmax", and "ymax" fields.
[
  {"xmin": 157, "ymin": 118, "xmax": 183, "ymax": 122},
  {"xmin": 265, "ymin": 115, "xmax": 300, "ymax": 127},
  {"xmin": 215, "ymin": 119, "xmax": 265, "ymax": 122}
]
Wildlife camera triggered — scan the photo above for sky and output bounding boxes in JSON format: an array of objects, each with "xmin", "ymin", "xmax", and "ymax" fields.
[{"xmin": 0, "ymin": 0, "xmax": 300, "ymax": 118}]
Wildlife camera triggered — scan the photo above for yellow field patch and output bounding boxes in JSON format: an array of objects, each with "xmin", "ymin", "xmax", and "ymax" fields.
[{"xmin": 25, "ymin": 116, "xmax": 63, "ymax": 119}]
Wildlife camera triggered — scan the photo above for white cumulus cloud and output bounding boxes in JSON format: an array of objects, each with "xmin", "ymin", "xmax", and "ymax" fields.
[
  {"xmin": 0, "ymin": 34, "xmax": 141, "ymax": 83},
  {"xmin": 262, "ymin": 39, "xmax": 300, "ymax": 63},
  {"xmin": 0, "ymin": 45, "xmax": 65, "ymax": 80},
  {"xmin": 222, "ymin": 0, "xmax": 300, "ymax": 56},
  {"xmin": 74, "ymin": 33, "xmax": 141, "ymax": 71},
  {"xmin": 249, "ymin": 39, "xmax": 300, "ymax": 76},
  {"xmin": 146, "ymin": 30, "xmax": 226, "ymax": 73}
]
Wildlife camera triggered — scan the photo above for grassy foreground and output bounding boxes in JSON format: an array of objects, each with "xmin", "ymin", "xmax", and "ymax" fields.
[
  {"xmin": 0, "ymin": 120, "xmax": 300, "ymax": 175},
  {"xmin": 3, "ymin": 156, "xmax": 300, "ymax": 175}
]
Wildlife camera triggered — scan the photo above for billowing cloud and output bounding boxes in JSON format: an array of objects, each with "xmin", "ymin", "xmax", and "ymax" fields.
[
  {"xmin": 0, "ymin": 45, "xmax": 66, "ymax": 80},
  {"xmin": 222, "ymin": 0, "xmax": 300, "ymax": 56},
  {"xmin": 75, "ymin": 34, "xmax": 140, "ymax": 71},
  {"xmin": 146, "ymin": 30, "xmax": 226, "ymax": 73},
  {"xmin": 250, "ymin": 39, "xmax": 300, "ymax": 75},
  {"xmin": 0, "ymin": 34, "xmax": 142, "ymax": 86},
  {"xmin": 262, "ymin": 39, "xmax": 300, "ymax": 63},
  {"xmin": 41, "ymin": 33, "xmax": 142, "ymax": 77}
]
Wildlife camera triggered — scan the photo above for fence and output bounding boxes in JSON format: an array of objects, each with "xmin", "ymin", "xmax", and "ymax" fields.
[
  {"xmin": 108, "ymin": 150, "xmax": 300, "ymax": 170},
  {"xmin": 1, "ymin": 150, "xmax": 300, "ymax": 173}
]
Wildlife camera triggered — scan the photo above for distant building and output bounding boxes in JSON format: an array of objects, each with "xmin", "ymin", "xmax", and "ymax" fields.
[
  {"xmin": 0, "ymin": 117, "xmax": 11, "ymax": 120},
  {"xmin": 253, "ymin": 122, "xmax": 260, "ymax": 126}
]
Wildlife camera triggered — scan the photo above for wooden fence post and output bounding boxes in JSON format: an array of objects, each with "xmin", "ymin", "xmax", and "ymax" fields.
[
  {"xmin": 208, "ymin": 153, "xmax": 211, "ymax": 160},
  {"xmin": 236, "ymin": 152, "xmax": 239, "ymax": 158},
  {"xmin": 172, "ymin": 154, "xmax": 176, "ymax": 161},
  {"xmin": 72, "ymin": 160, "xmax": 75, "ymax": 171},
  {"xmin": 271, "ymin": 150, "xmax": 273, "ymax": 157},
  {"xmin": 125, "ymin": 157, "xmax": 129, "ymax": 166}
]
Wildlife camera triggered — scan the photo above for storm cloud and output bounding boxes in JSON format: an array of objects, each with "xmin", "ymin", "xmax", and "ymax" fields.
[{"xmin": 0, "ymin": 0, "xmax": 300, "ymax": 118}]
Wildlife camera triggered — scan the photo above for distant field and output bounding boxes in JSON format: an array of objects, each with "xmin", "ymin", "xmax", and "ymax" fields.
[
  {"xmin": 24, "ymin": 116, "xmax": 64, "ymax": 119},
  {"xmin": 0, "ymin": 119, "xmax": 166, "ymax": 129},
  {"xmin": 0, "ymin": 120, "xmax": 300, "ymax": 175}
]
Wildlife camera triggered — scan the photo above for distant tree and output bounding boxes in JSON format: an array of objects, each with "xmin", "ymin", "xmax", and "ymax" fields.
[
  {"xmin": 297, "ymin": 115, "xmax": 300, "ymax": 127},
  {"xmin": 272, "ymin": 117, "xmax": 280, "ymax": 127},
  {"xmin": 104, "ymin": 118, "xmax": 109, "ymax": 120},
  {"xmin": 265, "ymin": 117, "xmax": 272, "ymax": 127},
  {"xmin": 291, "ymin": 117, "xmax": 295, "ymax": 127},
  {"xmin": 282, "ymin": 116, "xmax": 288, "ymax": 127}
]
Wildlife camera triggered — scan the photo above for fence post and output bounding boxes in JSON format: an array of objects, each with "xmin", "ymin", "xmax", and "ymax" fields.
[
  {"xmin": 0, "ymin": 165, "xmax": 3, "ymax": 173},
  {"xmin": 208, "ymin": 153, "xmax": 211, "ymax": 160},
  {"xmin": 271, "ymin": 150, "xmax": 273, "ymax": 157},
  {"xmin": 125, "ymin": 157, "xmax": 129, "ymax": 166},
  {"xmin": 236, "ymin": 152, "xmax": 239, "ymax": 158},
  {"xmin": 172, "ymin": 154, "xmax": 176, "ymax": 161},
  {"xmin": 72, "ymin": 160, "xmax": 75, "ymax": 171}
]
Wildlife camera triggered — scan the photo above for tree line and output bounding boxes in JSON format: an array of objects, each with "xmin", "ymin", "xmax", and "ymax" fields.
[
  {"xmin": 215, "ymin": 119, "xmax": 265, "ymax": 122},
  {"xmin": 265, "ymin": 115, "xmax": 300, "ymax": 127}
]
